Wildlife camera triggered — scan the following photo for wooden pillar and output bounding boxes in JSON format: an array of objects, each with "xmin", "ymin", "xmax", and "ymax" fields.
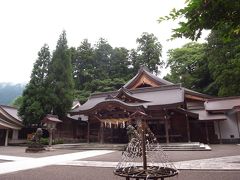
[
  {"xmin": 236, "ymin": 112, "xmax": 240, "ymax": 138},
  {"xmin": 186, "ymin": 114, "xmax": 191, "ymax": 143},
  {"xmin": 12, "ymin": 129, "xmax": 19, "ymax": 140},
  {"xmin": 87, "ymin": 121, "xmax": 90, "ymax": 143},
  {"xmin": 49, "ymin": 128, "xmax": 53, "ymax": 147},
  {"xmin": 217, "ymin": 121, "xmax": 222, "ymax": 144},
  {"xmin": 164, "ymin": 109, "xmax": 169, "ymax": 144},
  {"xmin": 5, "ymin": 129, "xmax": 9, "ymax": 146},
  {"xmin": 205, "ymin": 122, "xmax": 209, "ymax": 144},
  {"xmin": 100, "ymin": 122, "xmax": 104, "ymax": 144},
  {"xmin": 141, "ymin": 118, "xmax": 147, "ymax": 170}
]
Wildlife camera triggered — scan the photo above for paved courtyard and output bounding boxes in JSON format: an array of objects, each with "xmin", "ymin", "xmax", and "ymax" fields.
[{"xmin": 0, "ymin": 145, "xmax": 240, "ymax": 180}]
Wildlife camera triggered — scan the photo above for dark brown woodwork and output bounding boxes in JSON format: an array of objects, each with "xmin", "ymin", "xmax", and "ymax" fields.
[
  {"xmin": 185, "ymin": 94, "xmax": 206, "ymax": 101},
  {"xmin": 236, "ymin": 112, "xmax": 240, "ymax": 138},
  {"xmin": 100, "ymin": 122, "xmax": 104, "ymax": 144},
  {"xmin": 130, "ymin": 73, "xmax": 160, "ymax": 89},
  {"xmin": 205, "ymin": 122, "xmax": 209, "ymax": 144},
  {"xmin": 141, "ymin": 118, "xmax": 147, "ymax": 170},
  {"xmin": 87, "ymin": 121, "xmax": 90, "ymax": 143},
  {"xmin": 186, "ymin": 114, "xmax": 191, "ymax": 142},
  {"xmin": 217, "ymin": 121, "xmax": 222, "ymax": 144},
  {"xmin": 164, "ymin": 109, "xmax": 169, "ymax": 144}
]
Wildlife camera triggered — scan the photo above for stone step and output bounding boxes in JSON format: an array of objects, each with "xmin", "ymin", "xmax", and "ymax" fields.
[{"xmin": 54, "ymin": 142, "xmax": 211, "ymax": 151}]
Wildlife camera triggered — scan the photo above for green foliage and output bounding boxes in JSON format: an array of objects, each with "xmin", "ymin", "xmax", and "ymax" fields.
[
  {"xmin": 71, "ymin": 39, "xmax": 95, "ymax": 90},
  {"xmin": 11, "ymin": 96, "xmax": 23, "ymax": 108},
  {"xmin": 19, "ymin": 31, "xmax": 165, "ymax": 123},
  {"xmin": 71, "ymin": 34, "xmax": 163, "ymax": 102},
  {"xmin": 205, "ymin": 30, "xmax": 240, "ymax": 96},
  {"xmin": 47, "ymin": 31, "xmax": 74, "ymax": 118},
  {"xmin": 19, "ymin": 44, "xmax": 52, "ymax": 125},
  {"xmin": 159, "ymin": 0, "xmax": 240, "ymax": 41},
  {"xmin": 40, "ymin": 138, "xmax": 64, "ymax": 145},
  {"xmin": 165, "ymin": 42, "xmax": 214, "ymax": 94},
  {"xmin": 166, "ymin": 30, "xmax": 240, "ymax": 97},
  {"xmin": 135, "ymin": 32, "xmax": 163, "ymax": 74}
]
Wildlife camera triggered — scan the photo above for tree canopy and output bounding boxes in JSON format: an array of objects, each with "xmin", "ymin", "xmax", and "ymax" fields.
[
  {"xmin": 19, "ymin": 31, "xmax": 163, "ymax": 125},
  {"xmin": 47, "ymin": 31, "xmax": 74, "ymax": 118},
  {"xmin": 71, "ymin": 32, "xmax": 163, "ymax": 103},
  {"xmin": 165, "ymin": 42, "xmax": 214, "ymax": 94},
  {"xmin": 19, "ymin": 44, "xmax": 51, "ymax": 125},
  {"xmin": 165, "ymin": 30, "xmax": 240, "ymax": 97},
  {"xmin": 159, "ymin": 0, "xmax": 240, "ymax": 41}
]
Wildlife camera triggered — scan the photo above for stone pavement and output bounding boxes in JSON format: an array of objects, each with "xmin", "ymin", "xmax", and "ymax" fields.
[
  {"xmin": 0, "ymin": 150, "xmax": 113, "ymax": 175},
  {"xmin": 0, "ymin": 146, "xmax": 240, "ymax": 176},
  {"xmin": 57, "ymin": 155, "xmax": 240, "ymax": 170}
]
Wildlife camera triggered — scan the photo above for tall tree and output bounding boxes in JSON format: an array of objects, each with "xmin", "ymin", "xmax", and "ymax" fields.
[
  {"xmin": 94, "ymin": 38, "xmax": 113, "ymax": 79},
  {"xmin": 71, "ymin": 39, "xmax": 95, "ymax": 90},
  {"xmin": 206, "ymin": 30, "xmax": 240, "ymax": 96},
  {"xmin": 159, "ymin": 0, "xmax": 240, "ymax": 41},
  {"xmin": 165, "ymin": 42, "xmax": 215, "ymax": 94},
  {"xmin": 47, "ymin": 31, "xmax": 74, "ymax": 118},
  {"xmin": 19, "ymin": 44, "xmax": 51, "ymax": 125},
  {"xmin": 135, "ymin": 32, "xmax": 163, "ymax": 74},
  {"xmin": 110, "ymin": 47, "xmax": 130, "ymax": 79}
]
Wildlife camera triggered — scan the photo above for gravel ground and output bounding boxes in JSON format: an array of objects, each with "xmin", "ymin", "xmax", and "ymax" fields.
[
  {"xmin": 81, "ymin": 145, "xmax": 240, "ymax": 162},
  {"xmin": 0, "ymin": 146, "xmax": 81, "ymax": 158},
  {"xmin": 0, "ymin": 165, "xmax": 239, "ymax": 180}
]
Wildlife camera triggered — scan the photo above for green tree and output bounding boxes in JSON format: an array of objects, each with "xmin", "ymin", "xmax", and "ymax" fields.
[
  {"xmin": 19, "ymin": 44, "xmax": 51, "ymax": 125},
  {"xmin": 134, "ymin": 32, "xmax": 163, "ymax": 74},
  {"xmin": 93, "ymin": 38, "xmax": 113, "ymax": 79},
  {"xmin": 159, "ymin": 0, "xmax": 240, "ymax": 41},
  {"xmin": 71, "ymin": 39, "xmax": 95, "ymax": 90},
  {"xmin": 165, "ymin": 42, "xmax": 215, "ymax": 94},
  {"xmin": 206, "ymin": 30, "xmax": 240, "ymax": 96},
  {"xmin": 47, "ymin": 31, "xmax": 74, "ymax": 118},
  {"xmin": 110, "ymin": 47, "xmax": 130, "ymax": 79},
  {"xmin": 129, "ymin": 49, "xmax": 140, "ymax": 76},
  {"xmin": 11, "ymin": 96, "xmax": 23, "ymax": 108}
]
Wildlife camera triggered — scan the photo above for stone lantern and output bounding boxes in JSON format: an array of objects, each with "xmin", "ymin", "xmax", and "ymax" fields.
[{"xmin": 42, "ymin": 114, "xmax": 62, "ymax": 147}]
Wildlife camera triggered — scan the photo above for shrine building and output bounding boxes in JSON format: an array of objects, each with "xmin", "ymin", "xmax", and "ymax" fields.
[{"xmin": 70, "ymin": 67, "xmax": 240, "ymax": 144}]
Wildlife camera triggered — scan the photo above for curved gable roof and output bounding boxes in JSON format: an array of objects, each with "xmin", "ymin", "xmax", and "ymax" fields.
[
  {"xmin": 123, "ymin": 66, "xmax": 173, "ymax": 89},
  {"xmin": 0, "ymin": 105, "xmax": 23, "ymax": 129}
]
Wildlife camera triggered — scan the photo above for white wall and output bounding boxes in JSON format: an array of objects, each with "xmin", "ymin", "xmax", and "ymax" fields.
[{"xmin": 214, "ymin": 112, "xmax": 240, "ymax": 140}]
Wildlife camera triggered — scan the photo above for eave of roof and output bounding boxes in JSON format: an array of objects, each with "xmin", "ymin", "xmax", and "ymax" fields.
[
  {"xmin": 189, "ymin": 109, "xmax": 227, "ymax": 121},
  {"xmin": 123, "ymin": 66, "xmax": 173, "ymax": 89},
  {"xmin": 205, "ymin": 96, "xmax": 240, "ymax": 111},
  {"xmin": 0, "ymin": 105, "xmax": 23, "ymax": 127},
  {"xmin": 70, "ymin": 84, "xmax": 184, "ymax": 115}
]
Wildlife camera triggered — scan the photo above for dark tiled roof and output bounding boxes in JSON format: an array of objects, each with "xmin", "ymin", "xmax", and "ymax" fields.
[
  {"xmin": 71, "ymin": 85, "xmax": 184, "ymax": 114},
  {"xmin": 189, "ymin": 109, "xmax": 227, "ymax": 121},
  {"xmin": 0, "ymin": 105, "xmax": 23, "ymax": 129},
  {"xmin": 123, "ymin": 66, "xmax": 173, "ymax": 88},
  {"xmin": 205, "ymin": 96, "xmax": 240, "ymax": 111},
  {"xmin": 0, "ymin": 105, "xmax": 22, "ymax": 122}
]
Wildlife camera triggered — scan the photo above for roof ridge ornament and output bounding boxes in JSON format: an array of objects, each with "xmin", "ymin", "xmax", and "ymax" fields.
[{"xmin": 139, "ymin": 65, "xmax": 150, "ymax": 73}]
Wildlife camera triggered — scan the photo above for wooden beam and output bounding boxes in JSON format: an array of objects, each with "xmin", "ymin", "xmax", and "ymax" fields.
[
  {"xmin": 205, "ymin": 122, "xmax": 209, "ymax": 144},
  {"xmin": 100, "ymin": 122, "xmax": 104, "ymax": 144},
  {"xmin": 217, "ymin": 121, "xmax": 222, "ymax": 144},
  {"xmin": 87, "ymin": 121, "xmax": 90, "ymax": 143},
  {"xmin": 164, "ymin": 109, "xmax": 169, "ymax": 144},
  {"xmin": 185, "ymin": 94, "xmax": 206, "ymax": 101},
  {"xmin": 5, "ymin": 129, "xmax": 9, "ymax": 146},
  {"xmin": 186, "ymin": 114, "xmax": 191, "ymax": 143},
  {"xmin": 236, "ymin": 112, "xmax": 240, "ymax": 138}
]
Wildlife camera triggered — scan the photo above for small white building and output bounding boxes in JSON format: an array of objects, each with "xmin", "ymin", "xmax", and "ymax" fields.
[{"xmin": 0, "ymin": 105, "xmax": 23, "ymax": 146}]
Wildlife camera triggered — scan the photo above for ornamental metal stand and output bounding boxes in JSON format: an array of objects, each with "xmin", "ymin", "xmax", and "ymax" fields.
[{"xmin": 114, "ymin": 110, "xmax": 178, "ymax": 180}]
